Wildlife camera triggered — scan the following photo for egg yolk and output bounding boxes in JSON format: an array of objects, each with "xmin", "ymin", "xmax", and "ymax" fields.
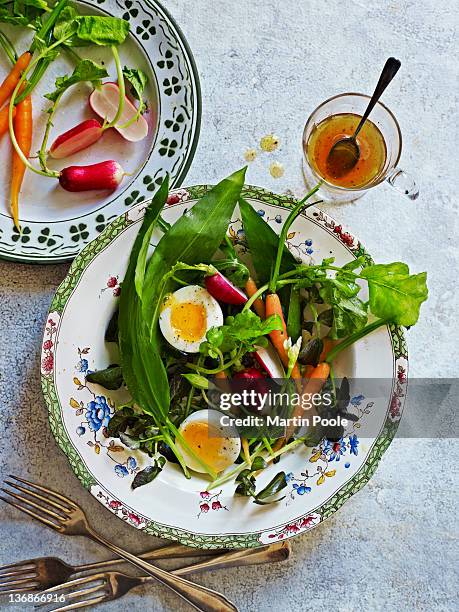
[
  {"xmin": 170, "ymin": 301, "xmax": 206, "ymax": 342},
  {"xmin": 181, "ymin": 422, "xmax": 233, "ymax": 472}
]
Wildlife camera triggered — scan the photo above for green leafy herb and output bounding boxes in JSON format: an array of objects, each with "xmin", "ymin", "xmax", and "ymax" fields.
[
  {"xmin": 44, "ymin": 59, "xmax": 108, "ymax": 102},
  {"xmin": 118, "ymin": 178, "xmax": 170, "ymax": 419},
  {"xmin": 360, "ymin": 262, "xmax": 428, "ymax": 326},
  {"xmin": 239, "ymin": 197, "xmax": 297, "ymax": 285},
  {"xmin": 181, "ymin": 373, "xmax": 209, "ymax": 390},
  {"xmin": 123, "ymin": 66, "xmax": 147, "ymax": 113},
  {"xmin": 254, "ymin": 471, "xmax": 287, "ymax": 504},
  {"xmin": 200, "ymin": 310, "xmax": 282, "ymax": 357},
  {"xmin": 235, "ymin": 469, "xmax": 256, "ymax": 497},
  {"xmin": 131, "ymin": 458, "xmax": 166, "ymax": 490},
  {"xmin": 86, "ymin": 365, "xmax": 123, "ymax": 390},
  {"xmin": 250, "ymin": 456, "xmax": 268, "ymax": 471},
  {"xmin": 54, "ymin": 9, "xmax": 130, "ymax": 46}
]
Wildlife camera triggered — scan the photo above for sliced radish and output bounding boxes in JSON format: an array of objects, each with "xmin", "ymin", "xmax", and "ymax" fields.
[
  {"xmin": 59, "ymin": 160, "xmax": 125, "ymax": 192},
  {"xmin": 254, "ymin": 342, "xmax": 285, "ymax": 380},
  {"xmin": 49, "ymin": 119, "xmax": 103, "ymax": 159},
  {"xmin": 89, "ymin": 82, "xmax": 148, "ymax": 142},
  {"xmin": 204, "ymin": 271, "xmax": 247, "ymax": 305}
]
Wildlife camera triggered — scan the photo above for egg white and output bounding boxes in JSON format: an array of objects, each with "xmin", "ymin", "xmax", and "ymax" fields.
[{"xmin": 159, "ymin": 285, "xmax": 224, "ymax": 353}]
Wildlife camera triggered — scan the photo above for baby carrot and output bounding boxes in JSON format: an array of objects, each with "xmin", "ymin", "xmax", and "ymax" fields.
[
  {"xmin": 11, "ymin": 94, "xmax": 32, "ymax": 230},
  {"xmin": 265, "ymin": 293, "xmax": 301, "ymax": 379},
  {"xmin": 0, "ymin": 105, "xmax": 16, "ymax": 137},
  {"xmin": 245, "ymin": 277, "xmax": 265, "ymax": 319},
  {"xmin": 319, "ymin": 338, "xmax": 336, "ymax": 362},
  {"xmin": 0, "ymin": 52, "xmax": 31, "ymax": 108},
  {"xmin": 284, "ymin": 361, "xmax": 331, "ymax": 440}
]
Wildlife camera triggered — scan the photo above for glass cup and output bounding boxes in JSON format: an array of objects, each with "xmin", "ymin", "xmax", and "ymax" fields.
[{"xmin": 302, "ymin": 93, "xmax": 419, "ymax": 203}]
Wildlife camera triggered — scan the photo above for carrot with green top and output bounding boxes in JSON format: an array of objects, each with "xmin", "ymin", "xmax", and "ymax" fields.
[
  {"xmin": 0, "ymin": 52, "xmax": 31, "ymax": 108},
  {"xmin": 265, "ymin": 293, "xmax": 301, "ymax": 380},
  {"xmin": 11, "ymin": 94, "xmax": 32, "ymax": 230}
]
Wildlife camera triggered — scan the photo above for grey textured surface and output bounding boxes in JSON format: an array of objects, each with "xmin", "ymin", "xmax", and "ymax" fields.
[{"xmin": 0, "ymin": 0, "xmax": 458, "ymax": 610}]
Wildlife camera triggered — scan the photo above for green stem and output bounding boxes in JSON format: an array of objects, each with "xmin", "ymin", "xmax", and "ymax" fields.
[
  {"xmin": 242, "ymin": 283, "xmax": 268, "ymax": 312},
  {"xmin": 117, "ymin": 102, "xmax": 144, "ymax": 129},
  {"xmin": 38, "ymin": 90, "xmax": 64, "ymax": 173},
  {"xmin": 167, "ymin": 419, "xmax": 217, "ymax": 479},
  {"xmin": 186, "ymin": 349, "xmax": 243, "ymax": 375},
  {"xmin": 0, "ymin": 30, "xmax": 17, "ymax": 65},
  {"xmin": 325, "ymin": 318, "xmax": 388, "ymax": 363},
  {"xmin": 269, "ymin": 184, "xmax": 321, "ymax": 292},
  {"xmin": 104, "ymin": 46, "xmax": 125, "ymax": 130}
]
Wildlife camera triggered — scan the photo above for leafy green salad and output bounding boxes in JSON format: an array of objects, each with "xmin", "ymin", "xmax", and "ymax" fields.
[{"xmin": 86, "ymin": 168, "xmax": 428, "ymax": 502}]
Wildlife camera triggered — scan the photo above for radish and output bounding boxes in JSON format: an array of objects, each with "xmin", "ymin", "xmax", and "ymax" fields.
[
  {"xmin": 49, "ymin": 119, "xmax": 104, "ymax": 159},
  {"xmin": 59, "ymin": 160, "xmax": 125, "ymax": 192},
  {"xmin": 204, "ymin": 271, "xmax": 247, "ymax": 305},
  {"xmin": 233, "ymin": 368, "xmax": 269, "ymax": 412},
  {"xmin": 89, "ymin": 82, "xmax": 148, "ymax": 142},
  {"xmin": 254, "ymin": 342, "xmax": 285, "ymax": 379}
]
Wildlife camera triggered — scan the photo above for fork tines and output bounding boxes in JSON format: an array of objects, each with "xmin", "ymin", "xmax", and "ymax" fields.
[
  {"xmin": 0, "ymin": 560, "xmax": 40, "ymax": 595},
  {"xmin": 35, "ymin": 573, "xmax": 110, "ymax": 612},
  {"xmin": 0, "ymin": 475, "xmax": 74, "ymax": 532}
]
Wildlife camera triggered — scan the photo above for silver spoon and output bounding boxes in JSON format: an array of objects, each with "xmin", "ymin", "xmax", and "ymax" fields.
[{"xmin": 326, "ymin": 57, "xmax": 401, "ymax": 178}]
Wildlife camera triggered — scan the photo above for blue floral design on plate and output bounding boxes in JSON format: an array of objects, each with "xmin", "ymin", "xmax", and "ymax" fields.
[
  {"xmin": 350, "ymin": 394, "xmax": 365, "ymax": 407},
  {"xmin": 349, "ymin": 434, "xmax": 359, "ymax": 456},
  {"xmin": 274, "ymin": 214, "xmax": 282, "ymax": 223},
  {"xmin": 292, "ymin": 483, "xmax": 312, "ymax": 495},
  {"xmin": 257, "ymin": 209, "xmax": 265, "ymax": 217},
  {"xmin": 127, "ymin": 456, "xmax": 137, "ymax": 470},
  {"xmin": 85, "ymin": 396, "xmax": 111, "ymax": 432},
  {"xmin": 76, "ymin": 358, "xmax": 89, "ymax": 373},
  {"xmin": 115, "ymin": 464, "xmax": 129, "ymax": 478},
  {"xmin": 324, "ymin": 438, "xmax": 347, "ymax": 461}
]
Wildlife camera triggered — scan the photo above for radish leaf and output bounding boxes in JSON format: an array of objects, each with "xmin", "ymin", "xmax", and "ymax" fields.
[
  {"xmin": 360, "ymin": 263, "xmax": 428, "ymax": 326},
  {"xmin": 44, "ymin": 59, "xmax": 108, "ymax": 102}
]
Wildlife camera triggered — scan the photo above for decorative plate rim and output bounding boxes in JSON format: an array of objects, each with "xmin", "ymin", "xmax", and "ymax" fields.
[
  {"xmin": 41, "ymin": 184, "xmax": 409, "ymax": 549},
  {"xmin": 0, "ymin": 0, "xmax": 201, "ymax": 265}
]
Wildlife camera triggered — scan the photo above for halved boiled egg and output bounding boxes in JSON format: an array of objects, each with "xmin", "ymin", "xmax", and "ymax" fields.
[
  {"xmin": 159, "ymin": 285, "xmax": 224, "ymax": 353},
  {"xmin": 176, "ymin": 409, "xmax": 241, "ymax": 474}
]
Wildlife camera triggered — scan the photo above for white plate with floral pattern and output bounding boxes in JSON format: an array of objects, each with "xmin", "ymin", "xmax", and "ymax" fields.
[
  {"xmin": 0, "ymin": 0, "xmax": 200, "ymax": 263},
  {"xmin": 41, "ymin": 185, "xmax": 408, "ymax": 548}
]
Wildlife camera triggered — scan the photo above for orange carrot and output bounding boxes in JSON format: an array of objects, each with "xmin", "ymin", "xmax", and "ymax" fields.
[
  {"xmin": 284, "ymin": 361, "xmax": 331, "ymax": 440},
  {"xmin": 0, "ymin": 105, "xmax": 16, "ymax": 137},
  {"xmin": 11, "ymin": 95, "xmax": 32, "ymax": 230},
  {"xmin": 0, "ymin": 52, "xmax": 31, "ymax": 108},
  {"xmin": 319, "ymin": 338, "xmax": 336, "ymax": 363},
  {"xmin": 265, "ymin": 293, "xmax": 302, "ymax": 383},
  {"xmin": 245, "ymin": 277, "xmax": 265, "ymax": 319}
]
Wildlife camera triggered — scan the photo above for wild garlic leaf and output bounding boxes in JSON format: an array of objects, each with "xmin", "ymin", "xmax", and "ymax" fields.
[
  {"xmin": 360, "ymin": 262, "xmax": 428, "ymax": 326},
  {"xmin": 44, "ymin": 59, "xmax": 108, "ymax": 102}
]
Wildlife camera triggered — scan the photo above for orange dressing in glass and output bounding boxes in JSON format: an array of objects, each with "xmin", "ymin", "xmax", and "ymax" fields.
[{"xmin": 307, "ymin": 113, "xmax": 386, "ymax": 188}]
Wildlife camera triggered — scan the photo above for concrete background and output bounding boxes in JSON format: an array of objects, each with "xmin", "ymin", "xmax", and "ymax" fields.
[{"xmin": 0, "ymin": 1, "xmax": 457, "ymax": 610}]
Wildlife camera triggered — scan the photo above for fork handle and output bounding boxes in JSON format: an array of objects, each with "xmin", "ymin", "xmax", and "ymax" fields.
[
  {"xmin": 86, "ymin": 528, "xmax": 238, "ymax": 612},
  {"xmin": 76, "ymin": 542, "xmax": 228, "ymax": 573}
]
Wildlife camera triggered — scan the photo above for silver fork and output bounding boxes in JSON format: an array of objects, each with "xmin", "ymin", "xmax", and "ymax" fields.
[
  {"xmin": 35, "ymin": 543, "xmax": 291, "ymax": 611},
  {"xmin": 0, "ymin": 542, "xmax": 228, "ymax": 594},
  {"xmin": 0, "ymin": 475, "xmax": 237, "ymax": 612}
]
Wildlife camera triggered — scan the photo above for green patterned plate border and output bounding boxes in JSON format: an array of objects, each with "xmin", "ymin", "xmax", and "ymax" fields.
[
  {"xmin": 41, "ymin": 184, "xmax": 408, "ymax": 549},
  {"xmin": 0, "ymin": 0, "xmax": 201, "ymax": 264}
]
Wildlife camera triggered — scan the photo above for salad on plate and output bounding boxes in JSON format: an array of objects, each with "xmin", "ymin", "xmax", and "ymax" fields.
[{"xmin": 84, "ymin": 167, "xmax": 428, "ymax": 503}]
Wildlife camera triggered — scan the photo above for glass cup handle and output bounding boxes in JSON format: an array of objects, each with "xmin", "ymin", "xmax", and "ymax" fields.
[{"xmin": 386, "ymin": 167, "xmax": 419, "ymax": 200}]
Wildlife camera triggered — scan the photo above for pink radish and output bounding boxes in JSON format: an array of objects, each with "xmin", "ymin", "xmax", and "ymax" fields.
[
  {"xmin": 59, "ymin": 160, "xmax": 125, "ymax": 192},
  {"xmin": 49, "ymin": 119, "xmax": 104, "ymax": 159},
  {"xmin": 89, "ymin": 82, "xmax": 149, "ymax": 142},
  {"xmin": 254, "ymin": 342, "xmax": 285, "ymax": 379},
  {"xmin": 204, "ymin": 271, "xmax": 247, "ymax": 305}
]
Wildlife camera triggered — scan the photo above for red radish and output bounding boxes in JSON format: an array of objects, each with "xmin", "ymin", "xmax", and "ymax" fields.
[
  {"xmin": 205, "ymin": 271, "xmax": 247, "ymax": 305},
  {"xmin": 59, "ymin": 160, "xmax": 125, "ymax": 192},
  {"xmin": 233, "ymin": 368, "xmax": 269, "ymax": 412},
  {"xmin": 233, "ymin": 368, "xmax": 265, "ymax": 380},
  {"xmin": 254, "ymin": 342, "xmax": 285, "ymax": 379},
  {"xmin": 89, "ymin": 82, "xmax": 149, "ymax": 142},
  {"xmin": 49, "ymin": 119, "xmax": 103, "ymax": 159}
]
